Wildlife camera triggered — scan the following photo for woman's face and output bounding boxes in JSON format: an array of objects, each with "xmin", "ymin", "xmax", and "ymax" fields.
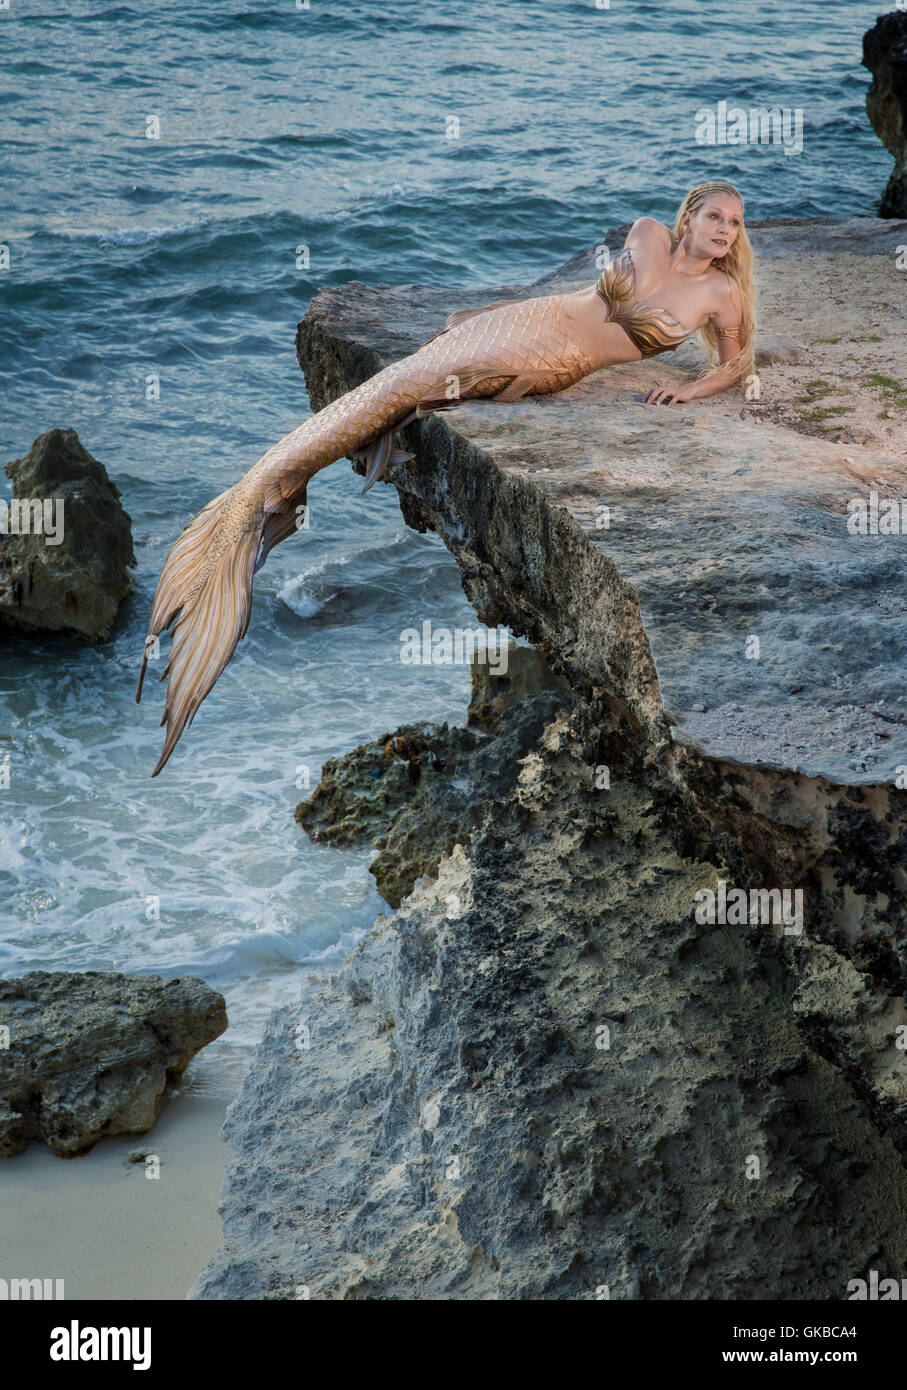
[{"xmin": 686, "ymin": 195, "xmax": 743, "ymax": 259}]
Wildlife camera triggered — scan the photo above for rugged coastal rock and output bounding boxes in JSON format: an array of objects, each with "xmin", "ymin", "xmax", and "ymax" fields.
[
  {"xmin": 0, "ymin": 429, "xmax": 135, "ymax": 639},
  {"xmin": 193, "ymin": 219, "xmax": 907, "ymax": 1299},
  {"xmin": 295, "ymin": 648, "xmax": 569, "ymax": 907},
  {"xmin": 290, "ymin": 217, "xmax": 907, "ymax": 927},
  {"xmin": 0, "ymin": 972, "xmax": 227, "ymax": 1156},
  {"xmin": 864, "ymin": 10, "xmax": 907, "ymax": 218},
  {"xmin": 194, "ymin": 703, "xmax": 907, "ymax": 1299}
]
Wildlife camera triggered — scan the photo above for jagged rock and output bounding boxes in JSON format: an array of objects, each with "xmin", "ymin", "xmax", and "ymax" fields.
[
  {"xmin": 467, "ymin": 644, "xmax": 571, "ymax": 733},
  {"xmin": 0, "ymin": 429, "xmax": 135, "ymax": 639},
  {"xmin": 296, "ymin": 653, "xmax": 567, "ymax": 907},
  {"xmin": 191, "ymin": 220, "xmax": 907, "ymax": 1300},
  {"xmin": 792, "ymin": 940, "xmax": 907, "ymax": 1152},
  {"xmin": 864, "ymin": 11, "xmax": 907, "ymax": 217},
  {"xmin": 295, "ymin": 218, "xmax": 907, "ymax": 941},
  {"xmin": 193, "ymin": 707, "xmax": 907, "ymax": 1300},
  {"xmin": 0, "ymin": 972, "xmax": 227, "ymax": 1157}
]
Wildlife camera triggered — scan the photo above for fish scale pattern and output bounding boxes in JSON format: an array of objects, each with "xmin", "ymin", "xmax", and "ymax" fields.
[
  {"xmin": 139, "ymin": 290, "xmax": 602, "ymax": 775},
  {"xmin": 256, "ymin": 290, "xmax": 599, "ymax": 492}
]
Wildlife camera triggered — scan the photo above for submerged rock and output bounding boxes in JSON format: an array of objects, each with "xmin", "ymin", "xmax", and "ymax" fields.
[
  {"xmin": 0, "ymin": 429, "xmax": 135, "ymax": 639},
  {"xmin": 864, "ymin": 11, "xmax": 907, "ymax": 217},
  {"xmin": 0, "ymin": 972, "xmax": 227, "ymax": 1157}
]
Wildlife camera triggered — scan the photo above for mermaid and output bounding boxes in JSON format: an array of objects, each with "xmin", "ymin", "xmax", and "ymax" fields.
[{"xmin": 137, "ymin": 180, "xmax": 757, "ymax": 775}]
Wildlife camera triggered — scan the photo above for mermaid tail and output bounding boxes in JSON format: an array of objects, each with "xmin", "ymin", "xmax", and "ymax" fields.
[{"xmin": 137, "ymin": 291, "xmax": 597, "ymax": 776}]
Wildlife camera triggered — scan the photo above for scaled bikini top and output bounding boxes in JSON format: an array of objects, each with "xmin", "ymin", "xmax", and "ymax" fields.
[{"xmin": 595, "ymin": 247, "xmax": 743, "ymax": 359}]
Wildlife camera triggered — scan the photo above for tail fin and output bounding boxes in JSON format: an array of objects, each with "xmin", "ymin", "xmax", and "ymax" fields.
[
  {"xmin": 137, "ymin": 483, "xmax": 301, "ymax": 777},
  {"xmin": 356, "ymin": 430, "xmax": 415, "ymax": 494}
]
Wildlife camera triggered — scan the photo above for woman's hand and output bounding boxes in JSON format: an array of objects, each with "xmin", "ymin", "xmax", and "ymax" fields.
[{"xmin": 642, "ymin": 382, "xmax": 698, "ymax": 407}]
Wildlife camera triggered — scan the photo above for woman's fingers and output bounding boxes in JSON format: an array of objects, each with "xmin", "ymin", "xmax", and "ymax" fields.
[{"xmin": 642, "ymin": 385, "xmax": 677, "ymax": 406}]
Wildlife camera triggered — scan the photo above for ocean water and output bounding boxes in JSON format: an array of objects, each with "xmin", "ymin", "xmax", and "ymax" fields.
[{"xmin": 0, "ymin": 0, "xmax": 894, "ymax": 1091}]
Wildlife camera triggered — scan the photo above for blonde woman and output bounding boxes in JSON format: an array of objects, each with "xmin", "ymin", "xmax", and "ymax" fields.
[{"xmin": 138, "ymin": 180, "xmax": 756, "ymax": 775}]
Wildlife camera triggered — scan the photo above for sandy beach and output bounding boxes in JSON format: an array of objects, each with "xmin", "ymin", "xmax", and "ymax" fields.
[{"xmin": 0, "ymin": 1078, "xmax": 229, "ymax": 1301}]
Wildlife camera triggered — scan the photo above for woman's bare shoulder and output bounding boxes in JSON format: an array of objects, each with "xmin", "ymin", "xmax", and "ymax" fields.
[
  {"xmin": 625, "ymin": 216, "xmax": 674, "ymax": 249},
  {"xmin": 714, "ymin": 272, "xmax": 744, "ymax": 313}
]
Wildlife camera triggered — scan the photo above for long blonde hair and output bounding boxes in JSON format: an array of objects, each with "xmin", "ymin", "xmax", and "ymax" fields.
[{"xmin": 672, "ymin": 181, "xmax": 756, "ymax": 389}]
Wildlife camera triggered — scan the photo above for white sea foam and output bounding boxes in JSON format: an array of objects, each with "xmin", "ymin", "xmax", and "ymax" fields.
[
  {"xmin": 276, "ymin": 552, "xmax": 354, "ymax": 617},
  {"xmin": 50, "ymin": 218, "xmax": 213, "ymax": 246}
]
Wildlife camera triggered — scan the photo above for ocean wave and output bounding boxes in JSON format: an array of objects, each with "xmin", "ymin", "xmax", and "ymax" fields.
[
  {"xmin": 277, "ymin": 554, "xmax": 352, "ymax": 618},
  {"xmin": 275, "ymin": 530, "xmax": 418, "ymax": 620},
  {"xmin": 48, "ymin": 217, "xmax": 214, "ymax": 247}
]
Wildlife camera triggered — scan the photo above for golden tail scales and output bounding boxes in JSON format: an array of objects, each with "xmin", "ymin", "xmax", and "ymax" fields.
[{"xmin": 137, "ymin": 290, "xmax": 597, "ymax": 775}]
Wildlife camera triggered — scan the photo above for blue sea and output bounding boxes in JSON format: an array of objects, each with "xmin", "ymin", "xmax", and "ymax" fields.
[{"xmin": 0, "ymin": 0, "xmax": 894, "ymax": 1090}]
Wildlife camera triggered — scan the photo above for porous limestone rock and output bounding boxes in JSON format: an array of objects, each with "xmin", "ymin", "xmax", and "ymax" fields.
[
  {"xmin": 864, "ymin": 11, "xmax": 907, "ymax": 217},
  {"xmin": 0, "ymin": 971, "xmax": 227, "ymax": 1157},
  {"xmin": 297, "ymin": 218, "xmax": 907, "ymax": 789},
  {"xmin": 292, "ymin": 218, "xmax": 907, "ymax": 936},
  {"xmin": 0, "ymin": 429, "xmax": 135, "ymax": 639},
  {"xmin": 467, "ymin": 643, "xmax": 571, "ymax": 733},
  {"xmin": 191, "ymin": 218, "xmax": 907, "ymax": 1300},
  {"xmin": 295, "ymin": 648, "xmax": 569, "ymax": 907},
  {"xmin": 193, "ymin": 705, "xmax": 907, "ymax": 1299}
]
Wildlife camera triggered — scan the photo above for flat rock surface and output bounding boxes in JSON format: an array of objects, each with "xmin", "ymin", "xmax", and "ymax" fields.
[{"xmin": 301, "ymin": 218, "xmax": 907, "ymax": 784}]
